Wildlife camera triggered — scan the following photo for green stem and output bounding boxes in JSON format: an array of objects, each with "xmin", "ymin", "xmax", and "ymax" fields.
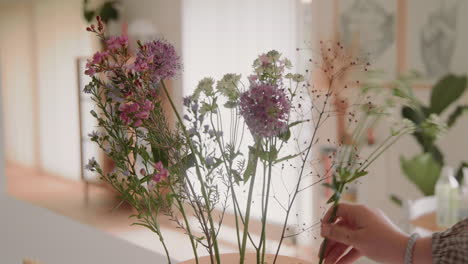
[
  {"xmin": 209, "ymin": 110, "xmax": 243, "ymax": 252},
  {"xmin": 171, "ymin": 184, "xmax": 199, "ymax": 264},
  {"xmin": 144, "ymin": 195, "xmax": 172, "ymax": 264},
  {"xmin": 240, "ymin": 142, "xmax": 260, "ymax": 264},
  {"xmin": 318, "ymin": 184, "xmax": 343, "ymax": 264},
  {"xmin": 161, "ymin": 81, "xmax": 221, "ymax": 263},
  {"xmin": 258, "ymin": 144, "xmax": 274, "ymax": 264}
]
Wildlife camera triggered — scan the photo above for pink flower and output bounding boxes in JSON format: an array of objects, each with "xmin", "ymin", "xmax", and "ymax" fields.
[
  {"xmin": 152, "ymin": 161, "xmax": 169, "ymax": 183},
  {"xmin": 133, "ymin": 119, "xmax": 143, "ymax": 127},
  {"xmin": 85, "ymin": 51, "xmax": 108, "ymax": 76},
  {"xmin": 133, "ymin": 39, "xmax": 181, "ymax": 83},
  {"xmin": 259, "ymin": 54, "xmax": 271, "ymax": 65},
  {"xmin": 239, "ymin": 84, "xmax": 291, "ymax": 137},
  {"xmin": 118, "ymin": 100, "xmax": 154, "ymax": 127},
  {"xmin": 106, "ymin": 35, "xmax": 128, "ymax": 51},
  {"xmin": 248, "ymin": 75, "xmax": 258, "ymax": 85}
]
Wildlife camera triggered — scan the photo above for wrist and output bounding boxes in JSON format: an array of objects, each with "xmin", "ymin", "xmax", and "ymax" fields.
[
  {"xmin": 412, "ymin": 236, "xmax": 433, "ymax": 264},
  {"xmin": 392, "ymin": 232, "xmax": 410, "ymax": 264}
]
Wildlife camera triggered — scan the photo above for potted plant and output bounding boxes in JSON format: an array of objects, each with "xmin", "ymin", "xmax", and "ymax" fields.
[{"xmin": 390, "ymin": 73, "xmax": 468, "ymax": 203}]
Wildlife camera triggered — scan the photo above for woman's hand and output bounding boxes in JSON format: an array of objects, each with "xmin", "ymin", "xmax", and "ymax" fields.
[{"xmin": 320, "ymin": 203, "xmax": 410, "ymax": 264}]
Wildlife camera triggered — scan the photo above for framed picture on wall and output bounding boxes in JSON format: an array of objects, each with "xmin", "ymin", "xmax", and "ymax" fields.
[
  {"xmin": 407, "ymin": 0, "xmax": 468, "ymax": 82},
  {"xmin": 338, "ymin": 0, "xmax": 398, "ymax": 78}
]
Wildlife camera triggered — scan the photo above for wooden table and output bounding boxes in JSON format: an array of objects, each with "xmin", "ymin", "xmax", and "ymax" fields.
[
  {"xmin": 410, "ymin": 212, "xmax": 446, "ymax": 232},
  {"xmin": 179, "ymin": 253, "xmax": 313, "ymax": 264}
]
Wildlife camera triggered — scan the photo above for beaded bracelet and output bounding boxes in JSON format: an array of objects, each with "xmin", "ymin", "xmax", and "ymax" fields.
[{"xmin": 404, "ymin": 233, "xmax": 420, "ymax": 264}]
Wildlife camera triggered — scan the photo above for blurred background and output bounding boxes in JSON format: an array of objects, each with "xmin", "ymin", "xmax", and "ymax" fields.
[{"xmin": 1, "ymin": 0, "xmax": 468, "ymax": 263}]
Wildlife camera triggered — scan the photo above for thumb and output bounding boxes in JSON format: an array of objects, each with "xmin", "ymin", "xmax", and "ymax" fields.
[{"xmin": 321, "ymin": 223, "xmax": 359, "ymax": 246}]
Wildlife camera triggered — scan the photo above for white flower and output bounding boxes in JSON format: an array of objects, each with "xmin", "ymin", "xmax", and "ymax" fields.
[
  {"xmin": 193, "ymin": 77, "xmax": 215, "ymax": 99},
  {"xmin": 216, "ymin": 74, "xmax": 241, "ymax": 100}
]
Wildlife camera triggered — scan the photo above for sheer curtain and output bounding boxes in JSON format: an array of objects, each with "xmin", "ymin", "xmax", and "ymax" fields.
[{"xmin": 182, "ymin": 0, "xmax": 316, "ymax": 233}]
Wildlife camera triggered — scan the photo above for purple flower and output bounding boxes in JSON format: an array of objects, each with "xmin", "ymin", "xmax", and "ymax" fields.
[
  {"xmin": 183, "ymin": 96, "xmax": 192, "ymax": 107},
  {"xmin": 248, "ymin": 75, "xmax": 259, "ymax": 85},
  {"xmin": 239, "ymin": 84, "xmax": 291, "ymax": 138},
  {"xmin": 206, "ymin": 156, "xmax": 215, "ymax": 167},
  {"xmin": 191, "ymin": 102, "xmax": 199, "ymax": 113},
  {"xmin": 106, "ymin": 35, "xmax": 128, "ymax": 51},
  {"xmin": 133, "ymin": 39, "xmax": 181, "ymax": 83},
  {"xmin": 84, "ymin": 157, "xmax": 98, "ymax": 171},
  {"xmin": 188, "ymin": 127, "xmax": 197, "ymax": 136}
]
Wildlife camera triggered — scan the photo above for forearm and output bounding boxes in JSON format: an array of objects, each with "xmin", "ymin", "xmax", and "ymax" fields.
[{"xmin": 413, "ymin": 237, "xmax": 433, "ymax": 264}]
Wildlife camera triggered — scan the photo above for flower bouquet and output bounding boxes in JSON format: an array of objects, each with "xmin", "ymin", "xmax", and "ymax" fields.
[{"xmin": 83, "ymin": 17, "xmax": 414, "ymax": 264}]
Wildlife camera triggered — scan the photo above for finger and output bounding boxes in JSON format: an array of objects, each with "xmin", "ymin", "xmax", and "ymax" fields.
[
  {"xmin": 336, "ymin": 248, "xmax": 361, "ymax": 264},
  {"xmin": 322, "ymin": 203, "xmax": 356, "ymax": 224},
  {"xmin": 319, "ymin": 239, "xmax": 342, "ymax": 259},
  {"xmin": 325, "ymin": 243, "xmax": 350, "ymax": 264},
  {"xmin": 319, "ymin": 238, "xmax": 336, "ymax": 258},
  {"xmin": 321, "ymin": 223, "xmax": 358, "ymax": 246}
]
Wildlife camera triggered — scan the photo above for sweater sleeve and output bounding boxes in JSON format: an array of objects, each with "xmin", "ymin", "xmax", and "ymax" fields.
[{"xmin": 432, "ymin": 218, "xmax": 468, "ymax": 263}]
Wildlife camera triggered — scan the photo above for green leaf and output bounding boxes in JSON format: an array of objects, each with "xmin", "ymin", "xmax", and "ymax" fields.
[
  {"xmin": 322, "ymin": 182, "xmax": 336, "ymax": 191},
  {"xmin": 200, "ymin": 98, "xmax": 218, "ymax": 114},
  {"xmin": 428, "ymin": 145, "xmax": 444, "ymax": 165},
  {"xmin": 224, "ymin": 101, "xmax": 238, "ymax": 108},
  {"xmin": 83, "ymin": 10, "xmax": 95, "ymax": 23},
  {"xmin": 430, "ymin": 74, "xmax": 467, "ymax": 114},
  {"xmin": 274, "ymin": 153, "xmax": 300, "ymax": 164},
  {"xmin": 99, "ymin": 1, "xmax": 119, "ymax": 23},
  {"xmin": 151, "ymin": 145, "xmax": 169, "ymax": 167},
  {"xmin": 347, "ymin": 170, "xmax": 369, "ymax": 183},
  {"xmin": 288, "ymin": 120, "xmax": 308, "ymax": 128},
  {"xmin": 389, "ymin": 194, "xmax": 403, "ymax": 207},
  {"xmin": 337, "ymin": 169, "xmax": 351, "ymax": 182},
  {"xmin": 447, "ymin": 105, "xmax": 468, "ymax": 127},
  {"xmin": 402, "ymin": 106, "xmax": 424, "ymax": 125},
  {"xmin": 326, "ymin": 192, "xmax": 341, "ymax": 204},
  {"xmin": 400, "ymin": 153, "xmax": 441, "ymax": 196},
  {"xmin": 230, "ymin": 169, "xmax": 243, "ymax": 183},
  {"xmin": 278, "ymin": 129, "xmax": 291, "ymax": 141},
  {"xmin": 259, "ymin": 146, "xmax": 278, "ymax": 162},
  {"xmin": 175, "ymin": 153, "xmax": 196, "ymax": 171},
  {"xmin": 456, "ymin": 162, "xmax": 468, "ymax": 184},
  {"xmin": 243, "ymin": 146, "xmax": 259, "ymax": 183}
]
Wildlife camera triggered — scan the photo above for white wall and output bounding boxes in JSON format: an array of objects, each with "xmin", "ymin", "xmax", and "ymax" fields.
[
  {"xmin": 34, "ymin": 0, "xmax": 94, "ymax": 180},
  {"xmin": 0, "ymin": 15, "xmax": 167, "ymax": 259},
  {"xmin": 0, "ymin": 56, "xmax": 5, "ymax": 196},
  {"xmin": 0, "ymin": 0, "xmax": 95, "ymax": 180},
  {"xmin": 0, "ymin": 0, "xmax": 36, "ymax": 167}
]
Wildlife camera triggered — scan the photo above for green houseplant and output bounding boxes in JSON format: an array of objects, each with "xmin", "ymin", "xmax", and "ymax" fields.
[
  {"xmin": 392, "ymin": 73, "xmax": 468, "ymax": 199},
  {"xmin": 83, "ymin": 0, "xmax": 120, "ymax": 24}
]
